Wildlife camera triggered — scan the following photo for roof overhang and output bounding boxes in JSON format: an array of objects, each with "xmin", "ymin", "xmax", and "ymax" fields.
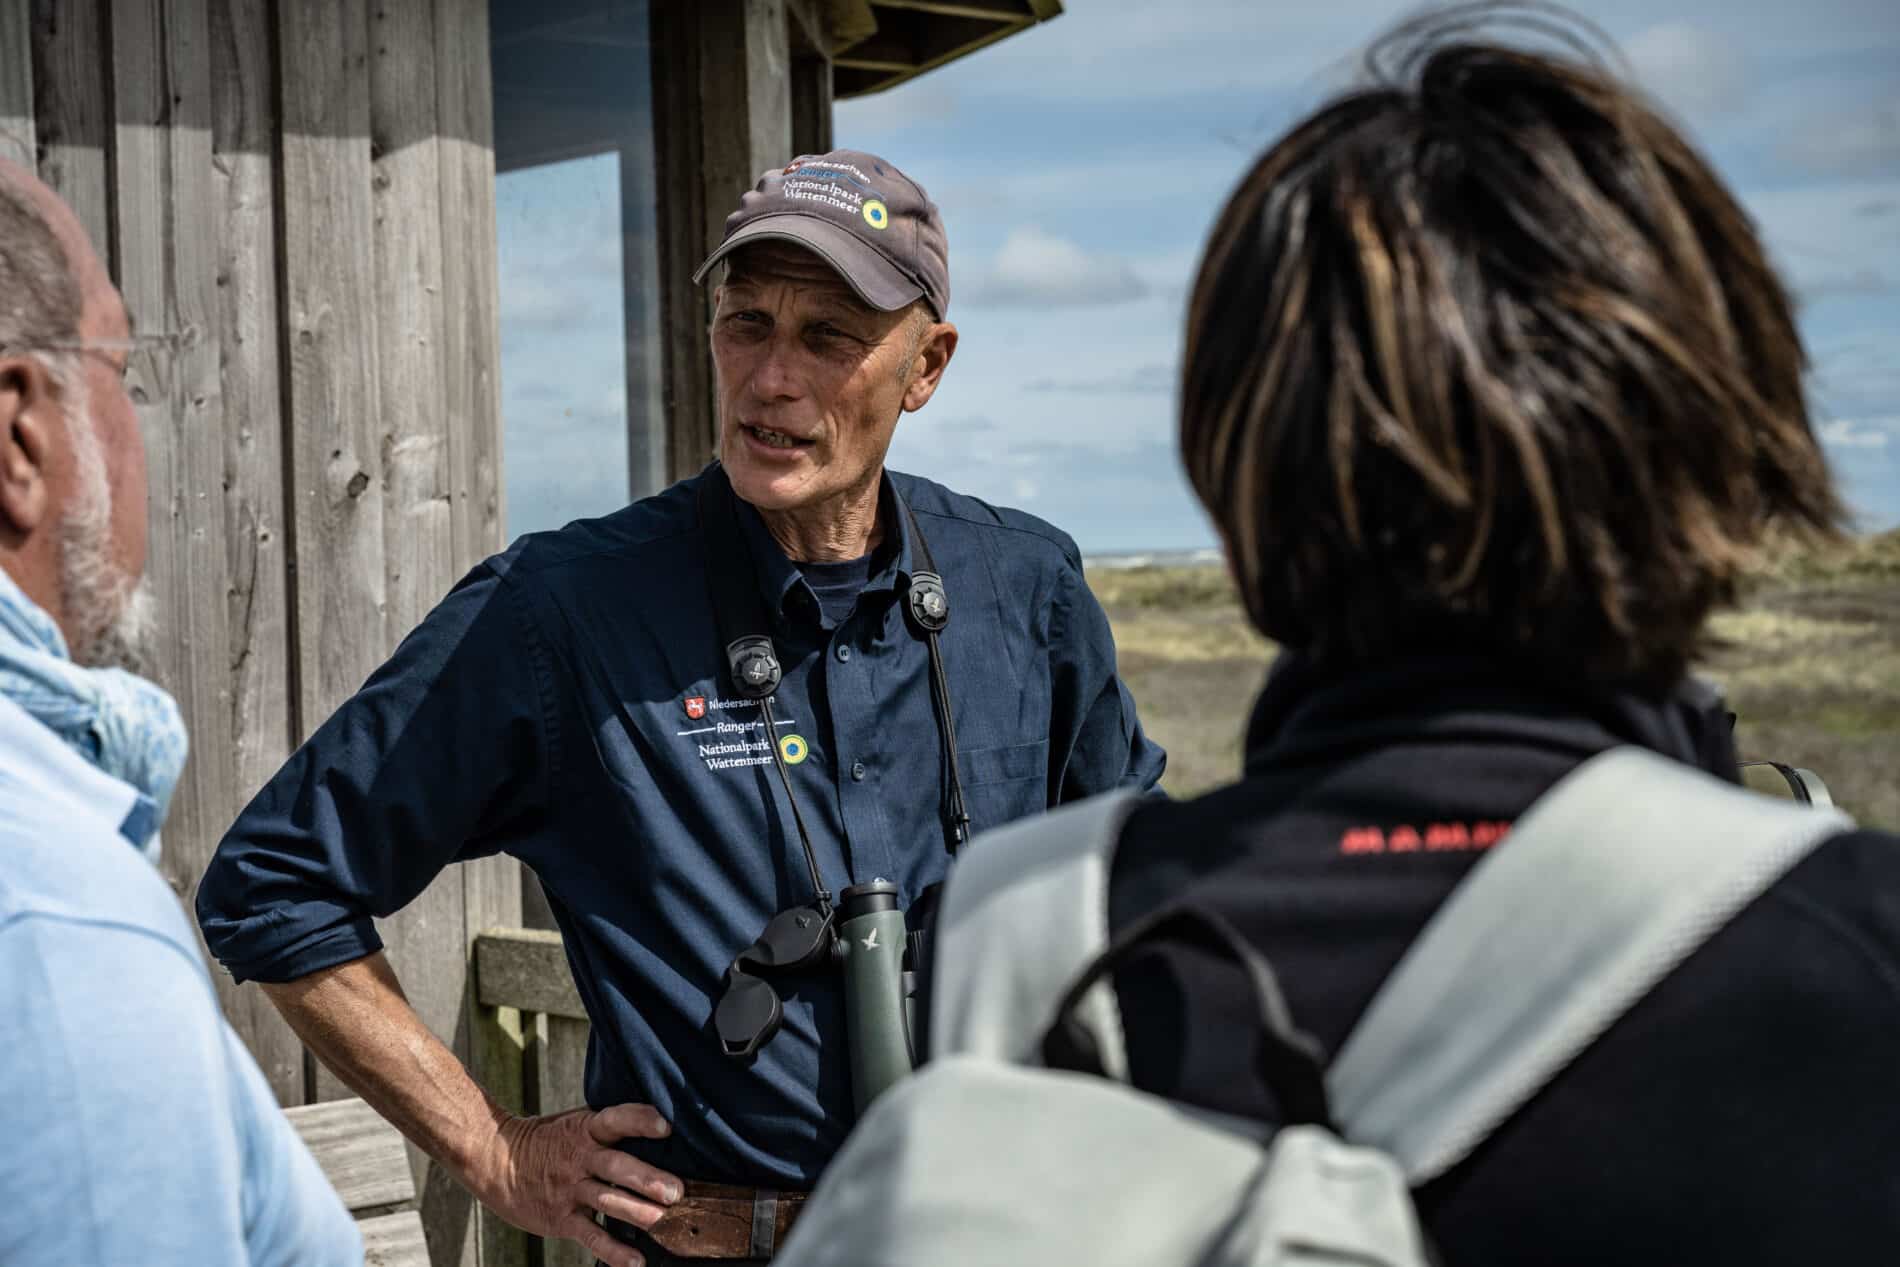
[{"xmin": 803, "ymin": 0, "xmax": 1064, "ymax": 99}]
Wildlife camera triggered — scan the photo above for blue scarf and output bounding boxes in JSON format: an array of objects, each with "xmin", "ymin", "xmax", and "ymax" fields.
[{"xmin": 0, "ymin": 567, "xmax": 187, "ymax": 861}]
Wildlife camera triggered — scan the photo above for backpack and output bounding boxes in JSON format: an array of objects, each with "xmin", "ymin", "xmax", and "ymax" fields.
[{"xmin": 774, "ymin": 747, "xmax": 1852, "ymax": 1266}]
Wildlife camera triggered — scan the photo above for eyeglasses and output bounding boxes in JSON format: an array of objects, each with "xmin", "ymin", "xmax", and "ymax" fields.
[{"xmin": 1, "ymin": 331, "xmax": 198, "ymax": 396}]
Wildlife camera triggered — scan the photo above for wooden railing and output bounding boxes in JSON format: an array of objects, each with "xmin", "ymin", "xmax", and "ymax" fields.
[{"xmin": 471, "ymin": 927, "xmax": 594, "ymax": 1267}]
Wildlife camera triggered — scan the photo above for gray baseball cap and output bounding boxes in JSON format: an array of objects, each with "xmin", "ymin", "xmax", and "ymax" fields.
[{"xmin": 693, "ymin": 149, "xmax": 951, "ymax": 319}]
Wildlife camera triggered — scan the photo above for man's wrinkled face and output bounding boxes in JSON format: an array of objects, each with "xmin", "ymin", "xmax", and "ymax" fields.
[{"xmin": 710, "ymin": 243, "xmax": 929, "ymax": 515}]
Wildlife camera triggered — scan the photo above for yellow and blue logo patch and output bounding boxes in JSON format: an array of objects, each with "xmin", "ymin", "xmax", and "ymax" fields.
[
  {"xmin": 779, "ymin": 734, "xmax": 810, "ymax": 765},
  {"xmin": 862, "ymin": 199, "xmax": 890, "ymax": 230}
]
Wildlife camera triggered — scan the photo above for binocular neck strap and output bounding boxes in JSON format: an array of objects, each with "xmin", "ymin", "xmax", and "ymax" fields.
[
  {"xmin": 898, "ymin": 500, "xmax": 970, "ymax": 851},
  {"xmin": 699, "ymin": 468, "xmax": 832, "ymax": 913}
]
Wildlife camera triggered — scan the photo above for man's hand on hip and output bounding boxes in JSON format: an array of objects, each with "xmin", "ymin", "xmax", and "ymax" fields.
[{"xmin": 473, "ymin": 1102, "xmax": 683, "ymax": 1267}]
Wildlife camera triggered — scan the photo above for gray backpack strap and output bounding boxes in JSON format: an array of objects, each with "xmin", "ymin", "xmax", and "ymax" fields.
[
  {"xmin": 929, "ymin": 790, "xmax": 1144, "ymax": 1075},
  {"xmin": 1330, "ymin": 747, "xmax": 1852, "ymax": 1184}
]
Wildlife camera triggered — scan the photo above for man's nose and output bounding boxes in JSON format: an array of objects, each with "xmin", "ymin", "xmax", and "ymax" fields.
[{"xmin": 748, "ymin": 333, "xmax": 803, "ymax": 402}]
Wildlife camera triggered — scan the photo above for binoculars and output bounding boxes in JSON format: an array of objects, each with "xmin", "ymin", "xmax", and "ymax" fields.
[{"xmin": 713, "ymin": 881, "xmax": 922, "ymax": 1115}]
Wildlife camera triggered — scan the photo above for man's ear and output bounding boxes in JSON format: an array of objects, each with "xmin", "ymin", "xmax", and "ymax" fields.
[
  {"xmin": 0, "ymin": 356, "xmax": 59, "ymax": 538},
  {"xmin": 901, "ymin": 322, "xmax": 958, "ymax": 414}
]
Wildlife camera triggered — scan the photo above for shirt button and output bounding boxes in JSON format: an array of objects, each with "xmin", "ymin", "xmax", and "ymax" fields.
[
  {"xmin": 836, "ymin": 644, "xmax": 852, "ymax": 662},
  {"xmin": 851, "ymin": 761, "xmax": 867, "ymax": 781}
]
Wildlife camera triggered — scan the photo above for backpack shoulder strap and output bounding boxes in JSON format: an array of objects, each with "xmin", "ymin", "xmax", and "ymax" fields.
[
  {"xmin": 928, "ymin": 790, "xmax": 1144, "ymax": 1075},
  {"xmin": 1329, "ymin": 746, "xmax": 1852, "ymax": 1184}
]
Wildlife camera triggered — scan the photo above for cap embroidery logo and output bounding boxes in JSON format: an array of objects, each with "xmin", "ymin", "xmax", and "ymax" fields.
[
  {"xmin": 684, "ymin": 696, "xmax": 707, "ymax": 720},
  {"xmin": 862, "ymin": 199, "xmax": 890, "ymax": 230}
]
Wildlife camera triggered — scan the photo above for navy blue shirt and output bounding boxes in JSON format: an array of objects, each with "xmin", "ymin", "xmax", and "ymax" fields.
[{"xmin": 196, "ymin": 465, "xmax": 1165, "ymax": 1186}]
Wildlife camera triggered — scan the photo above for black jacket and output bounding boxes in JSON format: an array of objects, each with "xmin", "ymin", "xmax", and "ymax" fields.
[{"xmin": 1109, "ymin": 654, "xmax": 1900, "ymax": 1264}]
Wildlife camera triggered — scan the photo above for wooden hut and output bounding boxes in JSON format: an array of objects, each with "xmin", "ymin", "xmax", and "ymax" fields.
[{"xmin": 0, "ymin": 1, "xmax": 1058, "ymax": 1262}]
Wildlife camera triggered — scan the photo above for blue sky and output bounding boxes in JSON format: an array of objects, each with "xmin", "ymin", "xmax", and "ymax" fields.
[{"xmin": 497, "ymin": 0, "xmax": 1900, "ymax": 553}]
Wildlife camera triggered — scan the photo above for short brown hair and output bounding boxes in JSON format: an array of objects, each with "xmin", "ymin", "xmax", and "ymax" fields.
[{"xmin": 1180, "ymin": 6, "xmax": 1842, "ymax": 686}]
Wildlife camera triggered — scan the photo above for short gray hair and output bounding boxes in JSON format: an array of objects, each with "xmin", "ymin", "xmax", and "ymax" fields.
[{"xmin": 0, "ymin": 167, "xmax": 82, "ymax": 352}]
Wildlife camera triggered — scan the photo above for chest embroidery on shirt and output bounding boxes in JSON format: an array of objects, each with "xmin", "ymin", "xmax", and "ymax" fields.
[{"xmin": 675, "ymin": 696, "xmax": 800, "ymax": 773}]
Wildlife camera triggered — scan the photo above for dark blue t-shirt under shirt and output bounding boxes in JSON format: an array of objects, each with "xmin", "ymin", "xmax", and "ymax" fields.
[{"xmin": 799, "ymin": 553, "xmax": 875, "ymax": 627}]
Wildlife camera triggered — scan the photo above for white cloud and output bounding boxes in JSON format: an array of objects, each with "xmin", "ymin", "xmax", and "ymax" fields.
[
  {"xmin": 968, "ymin": 227, "xmax": 1148, "ymax": 308},
  {"xmin": 1781, "ymin": 99, "xmax": 1900, "ymax": 178},
  {"xmin": 1820, "ymin": 417, "xmax": 1898, "ymax": 449},
  {"xmin": 1799, "ymin": 269, "xmax": 1899, "ymax": 302},
  {"xmin": 1025, "ymin": 363, "xmax": 1175, "ymax": 395},
  {"xmin": 1624, "ymin": 22, "xmax": 1749, "ymax": 121}
]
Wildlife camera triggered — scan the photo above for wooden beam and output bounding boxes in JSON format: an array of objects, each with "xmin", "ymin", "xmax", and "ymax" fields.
[
  {"xmin": 367, "ymin": 4, "xmax": 476, "ymax": 1260},
  {"xmin": 831, "ymin": 0, "xmax": 1059, "ymax": 99},
  {"xmin": 536, "ymin": 1012, "xmax": 595, "ymax": 1267},
  {"xmin": 791, "ymin": 54, "xmax": 834, "ymax": 156},
  {"xmin": 649, "ymin": 0, "xmax": 711, "ymax": 485},
  {"xmin": 358, "ymin": 1212, "xmax": 434, "ymax": 1267},
  {"xmin": 279, "ymin": 0, "xmax": 386, "ymax": 1103},
  {"xmin": 870, "ymin": 0, "xmax": 1032, "ymax": 19},
  {"xmin": 475, "ymin": 928, "xmax": 590, "ymax": 1020},
  {"xmin": 622, "ymin": 97, "xmax": 668, "ymax": 499},
  {"xmin": 435, "ymin": 0, "xmax": 506, "ymax": 573},
  {"xmin": 30, "ymin": 0, "xmax": 112, "ymax": 261},
  {"xmin": 651, "ymin": 0, "xmax": 797, "ymax": 482},
  {"xmin": 205, "ymin": 0, "xmax": 307, "ymax": 1107},
  {"xmin": 0, "ymin": 2, "xmax": 34, "ymax": 166},
  {"xmin": 279, "ymin": 0, "xmax": 387, "ymax": 742},
  {"xmin": 284, "ymin": 1098, "xmax": 419, "ymax": 1215}
]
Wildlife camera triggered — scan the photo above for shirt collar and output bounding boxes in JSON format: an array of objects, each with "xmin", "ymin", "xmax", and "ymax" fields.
[{"xmin": 732, "ymin": 469, "xmax": 919, "ymax": 624}]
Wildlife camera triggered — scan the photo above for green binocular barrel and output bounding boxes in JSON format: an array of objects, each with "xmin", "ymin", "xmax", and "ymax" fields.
[{"xmin": 836, "ymin": 881, "xmax": 915, "ymax": 1115}]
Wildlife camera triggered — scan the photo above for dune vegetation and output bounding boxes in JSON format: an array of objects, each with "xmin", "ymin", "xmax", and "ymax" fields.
[{"xmin": 1091, "ymin": 531, "xmax": 1900, "ymax": 829}]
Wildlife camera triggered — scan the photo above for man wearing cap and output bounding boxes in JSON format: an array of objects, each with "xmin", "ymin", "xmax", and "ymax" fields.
[{"xmin": 196, "ymin": 149, "xmax": 1166, "ymax": 1267}]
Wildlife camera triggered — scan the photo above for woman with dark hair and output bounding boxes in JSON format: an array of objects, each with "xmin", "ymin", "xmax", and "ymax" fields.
[
  {"xmin": 777, "ymin": 9, "xmax": 1899, "ymax": 1265},
  {"xmin": 1097, "ymin": 7, "xmax": 1900, "ymax": 1261}
]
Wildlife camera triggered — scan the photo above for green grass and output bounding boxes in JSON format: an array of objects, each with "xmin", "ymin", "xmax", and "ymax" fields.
[{"xmin": 1090, "ymin": 532, "xmax": 1900, "ymax": 829}]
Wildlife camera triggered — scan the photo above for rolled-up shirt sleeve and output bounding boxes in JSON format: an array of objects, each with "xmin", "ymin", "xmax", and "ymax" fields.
[
  {"xmin": 196, "ymin": 560, "xmax": 553, "ymax": 984},
  {"xmin": 1048, "ymin": 559, "xmax": 1167, "ymax": 801}
]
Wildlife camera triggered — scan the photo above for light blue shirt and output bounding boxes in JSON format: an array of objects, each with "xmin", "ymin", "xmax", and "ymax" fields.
[{"xmin": 0, "ymin": 694, "xmax": 360, "ymax": 1265}]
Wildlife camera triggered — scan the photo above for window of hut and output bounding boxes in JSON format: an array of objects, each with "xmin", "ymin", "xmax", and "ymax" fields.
[{"xmin": 492, "ymin": 0, "xmax": 663, "ymax": 540}]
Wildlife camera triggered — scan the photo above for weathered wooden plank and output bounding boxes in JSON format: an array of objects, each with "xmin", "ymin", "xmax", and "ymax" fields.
[
  {"xmin": 476, "ymin": 928, "xmax": 588, "ymax": 1020},
  {"xmin": 790, "ymin": 54, "xmax": 833, "ymax": 157},
  {"xmin": 279, "ymin": 0, "xmax": 387, "ymax": 734},
  {"xmin": 30, "ymin": 0, "xmax": 110, "ymax": 256},
  {"xmin": 0, "ymin": 0, "xmax": 34, "ymax": 166},
  {"xmin": 109, "ymin": 0, "xmax": 305, "ymax": 1108},
  {"xmin": 649, "ymin": 0, "xmax": 796, "ymax": 481},
  {"xmin": 620, "ymin": 77, "xmax": 667, "ymax": 501},
  {"xmin": 647, "ymin": 0, "xmax": 707, "ymax": 481},
  {"xmin": 279, "ymin": 0, "xmax": 385, "ymax": 1105},
  {"xmin": 538, "ymin": 1013, "xmax": 594, "ymax": 1267},
  {"xmin": 285, "ymin": 1097, "xmax": 419, "ymax": 1214},
  {"xmin": 471, "ymin": 1001, "xmax": 530, "ymax": 1267},
  {"xmin": 698, "ymin": 0, "xmax": 791, "ymax": 253},
  {"xmin": 367, "ymin": 8, "xmax": 476, "ymax": 1259},
  {"xmin": 205, "ymin": 0, "xmax": 306, "ymax": 1107},
  {"xmin": 435, "ymin": 0, "xmax": 503, "ymax": 570},
  {"xmin": 362, "ymin": 1209, "xmax": 434, "ymax": 1267}
]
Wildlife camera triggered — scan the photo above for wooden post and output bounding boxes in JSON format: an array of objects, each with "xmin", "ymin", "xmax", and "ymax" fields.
[
  {"xmin": 651, "ymin": 0, "xmax": 798, "ymax": 482},
  {"xmin": 30, "ymin": 0, "xmax": 112, "ymax": 263},
  {"xmin": 206, "ymin": 0, "xmax": 307, "ymax": 1105},
  {"xmin": 791, "ymin": 54, "xmax": 833, "ymax": 157},
  {"xmin": 107, "ymin": 0, "xmax": 307, "ymax": 1107},
  {"xmin": 280, "ymin": 0, "xmax": 388, "ymax": 1105},
  {"xmin": 435, "ymin": 0, "xmax": 504, "ymax": 573},
  {"xmin": 0, "ymin": 1, "xmax": 35, "ymax": 166}
]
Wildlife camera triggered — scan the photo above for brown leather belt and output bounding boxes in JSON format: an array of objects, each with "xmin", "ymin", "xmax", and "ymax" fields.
[{"xmin": 645, "ymin": 1181, "xmax": 810, "ymax": 1259}]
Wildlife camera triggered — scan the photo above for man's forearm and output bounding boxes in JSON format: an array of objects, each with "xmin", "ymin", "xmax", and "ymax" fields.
[{"xmin": 261, "ymin": 952, "xmax": 507, "ymax": 1186}]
